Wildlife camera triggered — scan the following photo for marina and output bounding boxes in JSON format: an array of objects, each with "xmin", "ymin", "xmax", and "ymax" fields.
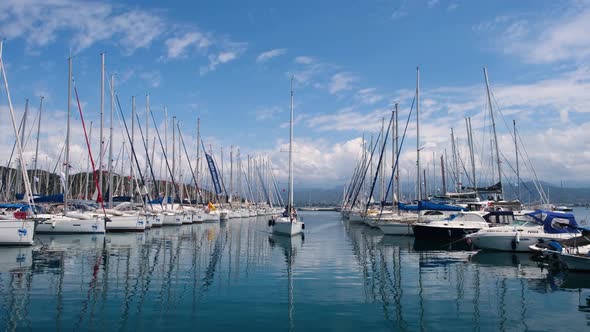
[
  {"xmin": 1, "ymin": 210, "xmax": 590, "ymax": 331},
  {"xmin": 2, "ymin": 1, "xmax": 590, "ymax": 330}
]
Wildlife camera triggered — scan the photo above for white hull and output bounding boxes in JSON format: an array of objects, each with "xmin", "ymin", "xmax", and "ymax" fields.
[
  {"xmin": 466, "ymin": 226, "xmax": 578, "ymax": 252},
  {"xmin": 204, "ymin": 212, "xmax": 220, "ymax": 223},
  {"xmin": 0, "ymin": 220, "xmax": 35, "ymax": 246},
  {"xmin": 152, "ymin": 214, "xmax": 164, "ymax": 227},
  {"xmin": 272, "ymin": 217, "xmax": 303, "ymax": 236},
  {"xmin": 379, "ymin": 222, "xmax": 414, "ymax": 235},
  {"xmin": 36, "ymin": 215, "xmax": 105, "ymax": 234},
  {"xmin": 181, "ymin": 213, "xmax": 193, "ymax": 224},
  {"xmin": 106, "ymin": 215, "xmax": 146, "ymax": 232},
  {"xmin": 163, "ymin": 213, "xmax": 183, "ymax": 226},
  {"xmin": 560, "ymin": 253, "xmax": 590, "ymax": 271}
]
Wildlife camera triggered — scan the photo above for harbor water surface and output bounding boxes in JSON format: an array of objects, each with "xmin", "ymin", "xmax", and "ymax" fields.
[{"xmin": 1, "ymin": 210, "xmax": 590, "ymax": 331}]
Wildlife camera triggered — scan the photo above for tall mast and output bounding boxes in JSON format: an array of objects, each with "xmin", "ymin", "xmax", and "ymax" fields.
[
  {"xmin": 450, "ymin": 128, "xmax": 458, "ymax": 191},
  {"xmin": 172, "ymin": 115, "xmax": 176, "ymax": 205},
  {"xmin": 416, "ymin": 66, "xmax": 421, "ymax": 200},
  {"xmin": 196, "ymin": 117, "xmax": 200, "ymax": 197},
  {"xmin": 65, "ymin": 57, "xmax": 72, "ymax": 212},
  {"xmin": 18, "ymin": 98, "xmax": 29, "ymax": 194},
  {"xmin": 395, "ymin": 103, "xmax": 400, "ymax": 214},
  {"xmin": 84, "ymin": 122, "xmax": 93, "ymax": 200},
  {"xmin": 380, "ymin": 117, "xmax": 385, "ymax": 203},
  {"xmin": 288, "ymin": 76, "xmax": 294, "ymax": 209},
  {"xmin": 514, "ymin": 119, "xmax": 520, "ymax": 201},
  {"xmin": 99, "ymin": 53, "xmax": 105, "ymax": 201},
  {"xmin": 0, "ymin": 41, "xmax": 35, "ymax": 209},
  {"xmin": 108, "ymin": 73, "xmax": 114, "ymax": 208},
  {"xmin": 230, "ymin": 145, "xmax": 233, "ymax": 201},
  {"xmin": 145, "ymin": 94, "xmax": 150, "ymax": 197},
  {"xmin": 164, "ymin": 107, "xmax": 169, "ymax": 208},
  {"xmin": 33, "ymin": 96, "xmax": 44, "ymax": 195},
  {"xmin": 483, "ymin": 67, "xmax": 502, "ymax": 197},
  {"xmin": 466, "ymin": 117, "xmax": 476, "ymax": 189},
  {"xmin": 130, "ymin": 96, "xmax": 135, "ymax": 199}
]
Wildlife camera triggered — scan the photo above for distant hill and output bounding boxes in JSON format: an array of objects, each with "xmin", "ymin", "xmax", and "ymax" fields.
[{"xmin": 285, "ymin": 181, "xmax": 590, "ymax": 206}]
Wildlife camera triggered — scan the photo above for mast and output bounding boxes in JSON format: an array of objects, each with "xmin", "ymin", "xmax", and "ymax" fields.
[
  {"xmin": 145, "ymin": 94, "xmax": 150, "ymax": 197},
  {"xmin": 230, "ymin": 145, "xmax": 234, "ymax": 202},
  {"xmin": 130, "ymin": 96, "xmax": 135, "ymax": 199},
  {"xmin": 172, "ymin": 115, "xmax": 176, "ymax": 205},
  {"xmin": 288, "ymin": 76, "xmax": 294, "ymax": 211},
  {"xmin": 483, "ymin": 66, "xmax": 502, "ymax": 198},
  {"xmin": 514, "ymin": 119, "xmax": 520, "ymax": 201},
  {"xmin": 395, "ymin": 103, "xmax": 400, "ymax": 214},
  {"xmin": 108, "ymin": 73, "xmax": 114, "ymax": 208},
  {"xmin": 466, "ymin": 117, "xmax": 476, "ymax": 189},
  {"xmin": 380, "ymin": 117, "xmax": 385, "ymax": 203},
  {"xmin": 440, "ymin": 155, "xmax": 446, "ymax": 194},
  {"xmin": 450, "ymin": 128, "xmax": 458, "ymax": 191},
  {"xmin": 17, "ymin": 98, "xmax": 29, "ymax": 195},
  {"xmin": 164, "ymin": 107, "xmax": 169, "ymax": 208},
  {"xmin": 196, "ymin": 117, "xmax": 200, "ymax": 195},
  {"xmin": 416, "ymin": 66, "xmax": 421, "ymax": 201},
  {"xmin": 33, "ymin": 96, "xmax": 44, "ymax": 195},
  {"xmin": 0, "ymin": 41, "xmax": 36, "ymax": 209},
  {"xmin": 84, "ymin": 122, "xmax": 93, "ymax": 200},
  {"xmin": 99, "ymin": 53, "xmax": 105, "ymax": 202},
  {"xmin": 65, "ymin": 57, "xmax": 72, "ymax": 212}
]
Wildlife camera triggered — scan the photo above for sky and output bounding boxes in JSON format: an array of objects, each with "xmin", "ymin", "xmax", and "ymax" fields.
[{"xmin": 1, "ymin": 0, "xmax": 590, "ymax": 193}]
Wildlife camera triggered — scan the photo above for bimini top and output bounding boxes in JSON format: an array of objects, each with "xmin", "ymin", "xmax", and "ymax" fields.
[{"xmin": 526, "ymin": 210, "xmax": 580, "ymax": 234}]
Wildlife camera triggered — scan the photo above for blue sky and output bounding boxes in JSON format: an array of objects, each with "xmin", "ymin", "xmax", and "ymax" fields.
[{"xmin": 1, "ymin": 0, "xmax": 590, "ymax": 191}]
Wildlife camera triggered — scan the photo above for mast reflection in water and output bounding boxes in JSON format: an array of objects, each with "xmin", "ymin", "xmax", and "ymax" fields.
[{"xmin": 0, "ymin": 212, "xmax": 589, "ymax": 331}]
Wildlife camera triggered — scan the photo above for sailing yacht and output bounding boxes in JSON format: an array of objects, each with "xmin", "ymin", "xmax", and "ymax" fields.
[
  {"xmin": 271, "ymin": 78, "xmax": 304, "ymax": 236},
  {"xmin": 0, "ymin": 41, "xmax": 37, "ymax": 245}
]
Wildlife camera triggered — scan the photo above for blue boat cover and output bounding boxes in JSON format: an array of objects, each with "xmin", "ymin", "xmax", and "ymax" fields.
[
  {"xmin": 398, "ymin": 200, "xmax": 465, "ymax": 211},
  {"xmin": 526, "ymin": 210, "xmax": 580, "ymax": 234}
]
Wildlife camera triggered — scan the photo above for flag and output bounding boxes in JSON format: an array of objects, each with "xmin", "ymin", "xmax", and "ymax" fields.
[{"xmin": 207, "ymin": 202, "xmax": 217, "ymax": 211}]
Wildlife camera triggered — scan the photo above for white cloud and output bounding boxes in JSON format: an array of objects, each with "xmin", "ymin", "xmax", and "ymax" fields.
[
  {"xmin": 428, "ymin": 0, "xmax": 440, "ymax": 8},
  {"xmin": 164, "ymin": 31, "xmax": 211, "ymax": 59},
  {"xmin": 139, "ymin": 71, "xmax": 161, "ymax": 88},
  {"xmin": 252, "ymin": 106, "xmax": 283, "ymax": 121},
  {"xmin": 329, "ymin": 72, "xmax": 356, "ymax": 94},
  {"xmin": 0, "ymin": 0, "xmax": 164, "ymax": 54},
  {"xmin": 294, "ymin": 56, "xmax": 315, "ymax": 65},
  {"xmin": 256, "ymin": 48, "xmax": 287, "ymax": 63},
  {"xmin": 356, "ymin": 88, "xmax": 384, "ymax": 105},
  {"xmin": 447, "ymin": 3, "xmax": 459, "ymax": 11},
  {"xmin": 200, "ymin": 41, "xmax": 247, "ymax": 75},
  {"xmin": 475, "ymin": 1, "xmax": 590, "ymax": 64}
]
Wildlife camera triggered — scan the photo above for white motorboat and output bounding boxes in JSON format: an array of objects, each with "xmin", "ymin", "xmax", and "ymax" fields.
[
  {"xmin": 466, "ymin": 210, "xmax": 581, "ymax": 252},
  {"xmin": 413, "ymin": 211, "xmax": 493, "ymax": 240}
]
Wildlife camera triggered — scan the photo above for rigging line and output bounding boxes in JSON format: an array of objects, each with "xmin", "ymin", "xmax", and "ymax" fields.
[
  {"xmin": 115, "ymin": 94, "xmax": 155, "ymax": 210},
  {"xmin": 149, "ymin": 106, "xmax": 184, "ymax": 210},
  {"xmin": 72, "ymin": 81, "xmax": 107, "ymax": 216},
  {"xmin": 381, "ymin": 96, "xmax": 415, "ymax": 216},
  {"xmin": 490, "ymin": 89, "xmax": 548, "ymax": 203}
]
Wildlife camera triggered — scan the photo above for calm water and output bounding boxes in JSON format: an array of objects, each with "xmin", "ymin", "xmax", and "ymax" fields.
[{"xmin": 1, "ymin": 210, "xmax": 590, "ymax": 331}]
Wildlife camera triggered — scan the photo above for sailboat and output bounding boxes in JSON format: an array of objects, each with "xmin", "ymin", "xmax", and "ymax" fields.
[
  {"xmin": 270, "ymin": 77, "xmax": 304, "ymax": 236},
  {"xmin": 0, "ymin": 41, "xmax": 37, "ymax": 245}
]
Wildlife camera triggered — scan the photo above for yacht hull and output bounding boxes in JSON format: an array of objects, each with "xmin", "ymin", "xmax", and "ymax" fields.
[
  {"xmin": 0, "ymin": 220, "xmax": 36, "ymax": 246},
  {"xmin": 413, "ymin": 224, "xmax": 480, "ymax": 240},
  {"xmin": 36, "ymin": 217, "xmax": 105, "ymax": 234},
  {"xmin": 272, "ymin": 217, "xmax": 303, "ymax": 236},
  {"xmin": 378, "ymin": 222, "xmax": 414, "ymax": 236},
  {"xmin": 106, "ymin": 215, "xmax": 146, "ymax": 232}
]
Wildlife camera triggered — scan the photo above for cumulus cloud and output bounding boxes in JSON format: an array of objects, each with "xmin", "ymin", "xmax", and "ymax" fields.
[{"xmin": 474, "ymin": 1, "xmax": 590, "ymax": 64}]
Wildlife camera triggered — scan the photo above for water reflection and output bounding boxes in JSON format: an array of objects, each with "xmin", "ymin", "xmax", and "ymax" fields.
[
  {"xmin": 0, "ymin": 212, "xmax": 589, "ymax": 331},
  {"xmin": 343, "ymin": 217, "xmax": 590, "ymax": 331}
]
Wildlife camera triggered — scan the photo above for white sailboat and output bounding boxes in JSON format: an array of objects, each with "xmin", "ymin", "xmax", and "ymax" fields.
[
  {"xmin": 271, "ymin": 77, "xmax": 304, "ymax": 236},
  {"xmin": 0, "ymin": 40, "xmax": 36, "ymax": 245}
]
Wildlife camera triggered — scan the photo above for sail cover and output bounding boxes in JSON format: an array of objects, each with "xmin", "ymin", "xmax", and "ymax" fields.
[
  {"xmin": 526, "ymin": 210, "xmax": 580, "ymax": 234},
  {"xmin": 461, "ymin": 181, "xmax": 502, "ymax": 193}
]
